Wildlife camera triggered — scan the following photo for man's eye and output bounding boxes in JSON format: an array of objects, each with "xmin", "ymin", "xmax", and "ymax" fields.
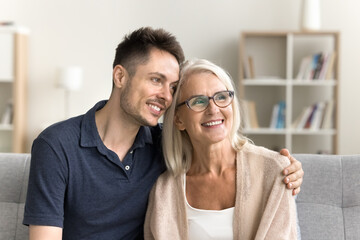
[
  {"xmin": 170, "ymin": 85, "xmax": 177, "ymax": 95},
  {"xmin": 151, "ymin": 77, "xmax": 161, "ymax": 83}
]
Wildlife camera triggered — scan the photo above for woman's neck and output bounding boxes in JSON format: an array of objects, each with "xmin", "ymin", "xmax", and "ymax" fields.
[{"xmin": 188, "ymin": 140, "xmax": 236, "ymax": 176}]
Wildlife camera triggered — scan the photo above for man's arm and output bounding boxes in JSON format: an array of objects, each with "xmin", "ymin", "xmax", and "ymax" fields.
[
  {"xmin": 24, "ymin": 137, "xmax": 67, "ymax": 235},
  {"xmin": 29, "ymin": 225, "xmax": 62, "ymax": 240},
  {"xmin": 280, "ymin": 149, "xmax": 304, "ymax": 196}
]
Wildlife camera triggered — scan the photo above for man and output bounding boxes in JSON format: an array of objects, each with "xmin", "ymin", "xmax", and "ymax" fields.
[{"xmin": 23, "ymin": 27, "xmax": 303, "ymax": 240}]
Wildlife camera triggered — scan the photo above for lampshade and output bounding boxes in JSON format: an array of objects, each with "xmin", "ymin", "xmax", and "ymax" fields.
[
  {"xmin": 58, "ymin": 66, "xmax": 83, "ymax": 91},
  {"xmin": 301, "ymin": 0, "xmax": 321, "ymax": 31}
]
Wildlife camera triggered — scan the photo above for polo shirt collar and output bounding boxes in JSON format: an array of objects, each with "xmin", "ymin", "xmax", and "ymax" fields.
[{"xmin": 80, "ymin": 100, "xmax": 153, "ymax": 151}]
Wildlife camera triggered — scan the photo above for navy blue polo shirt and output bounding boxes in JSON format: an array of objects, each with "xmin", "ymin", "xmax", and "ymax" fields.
[{"xmin": 23, "ymin": 101, "xmax": 166, "ymax": 240}]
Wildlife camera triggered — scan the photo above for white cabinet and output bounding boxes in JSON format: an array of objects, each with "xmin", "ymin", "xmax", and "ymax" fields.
[
  {"xmin": 239, "ymin": 31, "xmax": 339, "ymax": 154},
  {"xmin": 0, "ymin": 32, "xmax": 14, "ymax": 80},
  {"xmin": 0, "ymin": 26, "xmax": 28, "ymax": 153}
]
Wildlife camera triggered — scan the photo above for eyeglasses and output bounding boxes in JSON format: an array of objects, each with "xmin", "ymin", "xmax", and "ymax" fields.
[{"xmin": 176, "ymin": 90, "xmax": 234, "ymax": 112}]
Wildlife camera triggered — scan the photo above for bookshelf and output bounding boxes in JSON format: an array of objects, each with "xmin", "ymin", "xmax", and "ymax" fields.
[
  {"xmin": 0, "ymin": 26, "xmax": 28, "ymax": 153},
  {"xmin": 239, "ymin": 31, "xmax": 339, "ymax": 154}
]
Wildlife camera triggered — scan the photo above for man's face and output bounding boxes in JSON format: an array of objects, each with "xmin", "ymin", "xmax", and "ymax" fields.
[{"xmin": 120, "ymin": 48, "xmax": 180, "ymax": 126}]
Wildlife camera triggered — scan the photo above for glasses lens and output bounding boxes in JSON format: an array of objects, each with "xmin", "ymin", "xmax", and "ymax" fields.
[
  {"xmin": 188, "ymin": 96, "xmax": 209, "ymax": 112},
  {"xmin": 214, "ymin": 91, "xmax": 233, "ymax": 107}
]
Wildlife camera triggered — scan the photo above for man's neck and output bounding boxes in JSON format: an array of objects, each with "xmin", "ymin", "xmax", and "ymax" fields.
[{"xmin": 95, "ymin": 100, "xmax": 140, "ymax": 161}]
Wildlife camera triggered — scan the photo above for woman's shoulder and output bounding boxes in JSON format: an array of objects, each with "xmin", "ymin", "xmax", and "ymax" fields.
[
  {"xmin": 152, "ymin": 170, "xmax": 183, "ymax": 194},
  {"xmin": 240, "ymin": 142, "xmax": 290, "ymax": 170},
  {"xmin": 156, "ymin": 170, "xmax": 178, "ymax": 183}
]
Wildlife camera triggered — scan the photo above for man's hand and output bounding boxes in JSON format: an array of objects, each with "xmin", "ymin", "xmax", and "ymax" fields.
[{"xmin": 280, "ymin": 149, "xmax": 304, "ymax": 196}]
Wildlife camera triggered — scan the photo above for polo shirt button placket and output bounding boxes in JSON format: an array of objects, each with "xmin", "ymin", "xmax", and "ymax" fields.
[{"xmin": 124, "ymin": 150, "xmax": 133, "ymax": 171}]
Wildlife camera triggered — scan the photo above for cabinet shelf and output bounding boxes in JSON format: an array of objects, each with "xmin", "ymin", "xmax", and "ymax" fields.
[
  {"xmin": 243, "ymin": 79, "xmax": 287, "ymax": 86},
  {"xmin": 291, "ymin": 129, "xmax": 336, "ymax": 135},
  {"xmin": 0, "ymin": 124, "xmax": 13, "ymax": 131},
  {"xmin": 292, "ymin": 80, "xmax": 337, "ymax": 86},
  {"xmin": 239, "ymin": 31, "xmax": 339, "ymax": 154},
  {"xmin": 0, "ymin": 79, "xmax": 14, "ymax": 83},
  {"xmin": 243, "ymin": 79, "xmax": 336, "ymax": 86},
  {"xmin": 243, "ymin": 128, "xmax": 336, "ymax": 135},
  {"xmin": 242, "ymin": 128, "xmax": 287, "ymax": 135}
]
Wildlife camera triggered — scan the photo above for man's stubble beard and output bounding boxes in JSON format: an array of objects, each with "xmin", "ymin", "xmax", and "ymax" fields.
[{"xmin": 119, "ymin": 80, "xmax": 158, "ymax": 127}]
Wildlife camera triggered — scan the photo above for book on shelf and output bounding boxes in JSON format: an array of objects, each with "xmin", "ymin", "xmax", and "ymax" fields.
[
  {"xmin": 294, "ymin": 105, "xmax": 314, "ymax": 129},
  {"xmin": 241, "ymin": 101, "xmax": 250, "ymax": 128},
  {"xmin": 292, "ymin": 100, "xmax": 334, "ymax": 130},
  {"xmin": 312, "ymin": 53, "xmax": 324, "ymax": 79},
  {"xmin": 269, "ymin": 101, "xmax": 286, "ymax": 129},
  {"xmin": 324, "ymin": 52, "xmax": 337, "ymax": 80},
  {"xmin": 292, "ymin": 107, "xmax": 306, "ymax": 128},
  {"xmin": 304, "ymin": 104, "xmax": 318, "ymax": 129},
  {"xmin": 242, "ymin": 100, "xmax": 259, "ymax": 129},
  {"xmin": 317, "ymin": 53, "xmax": 331, "ymax": 80},
  {"xmin": 241, "ymin": 54, "xmax": 256, "ymax": 79},
  {"xmin": 296, "ymin": 56, "xmax": 312, "ymax": 80},
  {"xmin": 296, "ymin": 51, "xmax": 336, "ymax": 81},
  {"xmin": 241, "ymin": 51, "xmax": 249, "ymax": 79},
  {"xmin": 310, "ymin": 102, "xmax": 325, "ymax": 130},
  {"xmin": 321, "ymin": 100, "xmax": 335, "ymax": 129},
  {"xmin": 248, "ymin": 101, "xmax": 259, "ymax": 128},
  {"xmin": 276, "ymin": 101, "xmax": 286, "ymax": 129},
  {"xmin": 241, "ymin": 61, "xmax": 248, "ymax": 79},
  {"xmin": 269, "ymin": 104, "xmax": 279, "ymax": 128},
  {"xmin": 248, "ymin": 56, "xmax": 255, "ymax": 79},
  {"xmin": 1, "ymin": 99, "xmax": 13, "ymax": 125}
]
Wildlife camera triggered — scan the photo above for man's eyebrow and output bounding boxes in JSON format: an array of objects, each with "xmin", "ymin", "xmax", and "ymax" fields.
[
  {"xmin": 149, "ymin": 72, "xmax": 180, "ymax": 84},
  {"xmin": 171, "ymin": 80, "xmax": 180, "ymax": 85},
  {"xmin": 148, "ymin": 72, "xmax": 166, "ymax": 79}
]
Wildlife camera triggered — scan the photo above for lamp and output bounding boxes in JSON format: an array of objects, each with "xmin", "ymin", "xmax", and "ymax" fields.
[{"xmin": 57, "ymin": 66, "xmax": 83, "ymax": 118}]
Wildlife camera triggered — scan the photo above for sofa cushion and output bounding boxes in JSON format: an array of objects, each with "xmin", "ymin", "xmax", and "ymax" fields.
[
  {"xmin": 342, "ymin": 155, "xmax": 360, "ymax": 240},
  {"xmin": 0, "ymin": 202, "xmax": 18, "ymax": 240},
  {"xmin": 295, "ymin": 154, "xmax": 360, "ymax": 240}
]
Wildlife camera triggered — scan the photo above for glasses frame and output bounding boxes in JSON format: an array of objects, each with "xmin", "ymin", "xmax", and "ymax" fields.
[{"xmin": 176, "ymin": 90, "xmax": 234, "ymax": 112}]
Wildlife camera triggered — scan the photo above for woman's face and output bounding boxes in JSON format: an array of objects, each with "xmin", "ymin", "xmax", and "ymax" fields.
[{"xmin": 175, "ymin": 71, "xmax": 233, "ymax": 146}]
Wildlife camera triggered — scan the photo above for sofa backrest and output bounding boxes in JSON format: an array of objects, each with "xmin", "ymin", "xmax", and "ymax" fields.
[
  {"xmin": 1, "ymin": 152, "xmax": 359, "ymax": 240},
  {"xmin": 0, "ymin": 153, "xmax": 30, "ymax": 240},
  {"xmin": 295, "ymin": 154, "xmax": 360, "ymax": 240}
]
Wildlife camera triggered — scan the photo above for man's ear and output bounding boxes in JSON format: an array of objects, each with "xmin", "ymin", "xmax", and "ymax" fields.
[
  {"xmin": 174, "ymin": 113, "xmax": 186, "ymax": 131},
  {"xmin": 113, "ymin": 65, "xmax": 127, "ymax": 88}
]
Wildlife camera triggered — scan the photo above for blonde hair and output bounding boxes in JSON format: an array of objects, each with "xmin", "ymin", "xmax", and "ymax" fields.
[{"xmin": 162, "ymin": 59, "xmax": 248, "ymax": 176}]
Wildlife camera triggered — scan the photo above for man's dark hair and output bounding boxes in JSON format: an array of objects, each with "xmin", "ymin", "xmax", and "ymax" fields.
[{"xmin": 113, "ymin": 27, "xmax": 185, "ymax": 78}]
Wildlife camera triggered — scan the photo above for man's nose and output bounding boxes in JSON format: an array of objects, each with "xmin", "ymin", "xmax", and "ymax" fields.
[{"xmin": 158, "ymin": 85, "xmax": 173, "ymax": 106}]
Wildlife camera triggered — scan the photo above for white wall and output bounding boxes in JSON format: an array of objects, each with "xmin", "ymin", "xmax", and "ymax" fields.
[{"xmin": 1, "ymin": 0, "xmax": 359, "ymax": 154}]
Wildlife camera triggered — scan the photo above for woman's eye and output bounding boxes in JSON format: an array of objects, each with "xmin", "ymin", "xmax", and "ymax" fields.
[
  {"xmin": 215, "ymin": 94, "xmax": 227, "ymax": 101},
  {"xmin": 192, "ymin": 98, "xmax": 206, "ymax": 106}
]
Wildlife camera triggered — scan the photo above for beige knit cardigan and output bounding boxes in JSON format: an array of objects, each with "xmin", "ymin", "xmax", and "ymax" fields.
[{"xmin": 144, "ymin": 143, "xmax": 298, "ymax": 240}]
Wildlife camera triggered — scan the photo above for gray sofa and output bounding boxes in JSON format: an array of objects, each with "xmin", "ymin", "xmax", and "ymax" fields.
[
  {"xmin": 0, "ymin": 153, "xmax": 359, "ymax": 240},
  {"xmin": 0, "ymin": 153, "xmax": 30, "ymax": 240}
]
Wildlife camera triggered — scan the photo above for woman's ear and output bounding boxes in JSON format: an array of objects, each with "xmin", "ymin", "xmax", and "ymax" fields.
[
  {"xmin": 113, "ymin": 65, "xmax": 127, "ymax": 88},
  {"xmin": 174, "ymin": 113, "xmax": 186, "ymax": 131}
]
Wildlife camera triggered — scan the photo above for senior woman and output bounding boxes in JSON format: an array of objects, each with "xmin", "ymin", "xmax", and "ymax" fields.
[{"xmin": 144, "ymin": 59, "xmax": 298, "ymax": 239}]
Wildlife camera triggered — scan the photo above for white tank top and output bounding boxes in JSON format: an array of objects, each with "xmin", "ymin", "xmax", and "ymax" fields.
[{"xmin": 184, "ymin": 174, "xmax": 234, "ymax": 240}]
